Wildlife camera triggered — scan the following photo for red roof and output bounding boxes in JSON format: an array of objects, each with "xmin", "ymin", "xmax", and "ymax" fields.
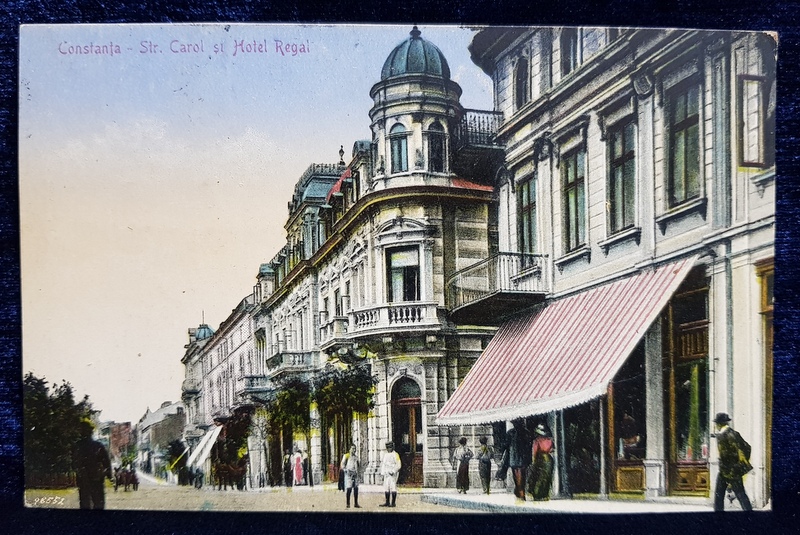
[
  {"xmin": 326, "ymin": 168, "xmax": 351, "ymax": 202},
  {"xmin": 436, "ymin": 256, "xmax": 697, "ymax": 425},
  {"xmin": 451, "ymin": 177, "xmax": 493, "ymax": 192}
]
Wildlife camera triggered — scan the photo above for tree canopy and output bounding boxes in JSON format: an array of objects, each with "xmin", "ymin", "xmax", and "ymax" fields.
[{"xmin": 23, "ymin": 372, "xmax": 94, "ymax": 475}]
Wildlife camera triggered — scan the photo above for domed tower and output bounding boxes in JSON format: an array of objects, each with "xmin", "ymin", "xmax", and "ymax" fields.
[{"xmin": 369, "ymin": 26, "xmax": 464, "ymax": 187}]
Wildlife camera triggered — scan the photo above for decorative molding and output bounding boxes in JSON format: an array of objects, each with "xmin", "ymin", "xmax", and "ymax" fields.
[
  {"xmin": 655, "ymin": 197, "xmax": 708, "ymax": 235},
  {"xmin": 554, "ymin": 245, "xmax": 591, "ymax": 272},
  {"xmin": 598, "ymin": 226, "xmax": 642, "ymax": 255}
]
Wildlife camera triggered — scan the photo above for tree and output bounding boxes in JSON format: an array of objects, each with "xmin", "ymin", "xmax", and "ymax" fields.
[{"xmin": 23, "ymin": 372, "xmax": 94, "ymax": 479}]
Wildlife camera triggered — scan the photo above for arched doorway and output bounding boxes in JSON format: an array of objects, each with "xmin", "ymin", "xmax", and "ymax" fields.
[{"xmin": 391, "ymin": 377, "xmax": 423, "ymax": 485}]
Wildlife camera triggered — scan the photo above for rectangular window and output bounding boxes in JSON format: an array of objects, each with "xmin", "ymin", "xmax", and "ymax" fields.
[
  {"xmin": 562, "ymin": 149, "xmax": 586, "ymax": 252},
  {"xmin": 334, "ymin": 288, "xmax": 342, "ymax": 316},
  {"xmin": 428, "ymin": 132, "xmax": 445, "ymax": 172},
  {"xmin": 739, "ymin": 75, "xmax": 768, "ymax": 167},
  {"xmin": 391, "ymin": 136, "xmax": 408, "ymax": 173},
  {"xmin": 608, "ymin": 120, "xmax": 636, "ymax": 233},
  {"xmin": 561, "ymin": 28, "xmax": 580, "ymax": 76},
  {"xmin": 387, "ymin": 246, "xmax": 420, "ymax": 302},
  {"xmin": 517, "ymin": 175, "xmax": 537, "ymax": 254},
  {"xmin": 668, "ymin": 83, "xmax": 701, "ymax": 207}
]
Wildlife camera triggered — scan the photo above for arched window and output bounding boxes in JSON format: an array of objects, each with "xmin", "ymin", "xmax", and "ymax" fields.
[
  {"xmin": 390, "ymin": 123, "xmax": 409, "ymax": 173},
  {"xmin": 427, "ymin": 121, "xmax": 446, "ymax": 172},
  {"xmin": 515, "ymin": 58, "xmax": 529, "ymax": 110}
]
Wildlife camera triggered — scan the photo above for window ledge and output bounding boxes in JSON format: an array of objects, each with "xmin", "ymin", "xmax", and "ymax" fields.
[
  {"xmin": 554, "ymin": 245, "xmax": 591, "ymax": 272},
  {"xmin": 655, "ymin": 197, "xmax": 708, "ymax": 235},
  {"xmin": 598, "ymin": 227, "xmax": 642, "ymax": 255},
  {"xmin": 751, "ymin": 168, "xmax": 775, "ymax": 198}
]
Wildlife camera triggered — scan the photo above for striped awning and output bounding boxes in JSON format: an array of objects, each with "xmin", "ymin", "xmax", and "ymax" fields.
[
  {"xmin": 186, "ymin": 425, "xmax": 222, "ymax": 470},
  {"xmin": 436, "ymin": 256, "xmax": 697, "ymax": 426}
]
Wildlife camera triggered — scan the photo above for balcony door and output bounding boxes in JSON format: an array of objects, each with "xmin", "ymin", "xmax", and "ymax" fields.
[{"xmin": 391, "ymin": 377, "xmax": 423, "ymax": 485}]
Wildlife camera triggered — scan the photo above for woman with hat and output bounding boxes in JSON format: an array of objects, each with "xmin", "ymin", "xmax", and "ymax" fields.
[
  {"xmin": 452, "ymin": 436, "xmax": 474, "ymax": 494},
  {"xmin": 527, "ymin": 423, "xmax": 554, "ymax": 501}
]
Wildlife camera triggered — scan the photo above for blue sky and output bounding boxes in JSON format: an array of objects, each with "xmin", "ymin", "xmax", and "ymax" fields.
[{"xmin": 18, "ymin": 23, "xmax": 493, "ymax": 424}]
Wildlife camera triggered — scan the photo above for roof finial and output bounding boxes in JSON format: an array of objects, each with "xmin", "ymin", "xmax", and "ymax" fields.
[
  {"xmin": 339, "ymin": 145, "xmax": 345, "ymax": 165},
  {"xmin": 410, "ymin": 25, "xmax": 421, "ymax": 39}
]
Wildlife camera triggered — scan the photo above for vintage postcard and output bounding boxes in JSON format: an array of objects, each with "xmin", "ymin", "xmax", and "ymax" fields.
[{"xmin": 20, "ymin": 23, "xmax": 775, "ymax": 513}]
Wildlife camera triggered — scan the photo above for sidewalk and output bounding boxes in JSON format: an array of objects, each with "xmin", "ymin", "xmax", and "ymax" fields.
[{"xmin": 419, "ymin": 488, "xmax": 716, "ymax": 513}]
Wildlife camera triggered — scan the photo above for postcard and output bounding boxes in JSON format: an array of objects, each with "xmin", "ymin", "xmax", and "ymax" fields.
[{"xmin": 20, "ymin": 22, "xmax": 775, "ymax": 514}]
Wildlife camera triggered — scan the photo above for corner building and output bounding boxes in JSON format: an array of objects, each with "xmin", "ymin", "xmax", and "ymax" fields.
[
  {"xmin": 215, "ymin": 27, "xmax": 503, "ymax": 489},
  {"xmin": 438, "ymin": 27, "xmax": 775, "ymax": 506}
]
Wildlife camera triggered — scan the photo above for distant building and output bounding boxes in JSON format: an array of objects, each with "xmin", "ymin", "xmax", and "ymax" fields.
[{"xmin": 136, "ymin": 401, "xmax": 186, "ymax": 474}]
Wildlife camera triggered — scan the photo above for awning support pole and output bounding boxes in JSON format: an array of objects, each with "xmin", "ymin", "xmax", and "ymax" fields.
[{"xmin": 599, "ymin": 399, "xmax": 608, "ymax": 498}]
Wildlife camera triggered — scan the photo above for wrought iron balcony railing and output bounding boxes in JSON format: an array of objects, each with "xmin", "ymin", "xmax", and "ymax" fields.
[
  {"xmin": 453, "ymin": 109, "xmax": 504, "ymax": 152},
  {"xmin": 446, "ymin": 252, "xmax": 549, "ymax": 311}
]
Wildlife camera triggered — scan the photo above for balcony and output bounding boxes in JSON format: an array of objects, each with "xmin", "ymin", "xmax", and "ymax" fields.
[
  {"xmin": 452, "ymin": 109, "xmax": 505, "ymax": 179},
  {"xmin": 350, "ymin": 301, "xmax": 445, "ymax": 337},
  {"xmin": 447, "ymin": 252, "xmax": 549, "ymax": 325},
  {"xmin": 181, "ymin": 377, "xmax": 200, "ymax": 395},
  {"xmin": 266, "ymin": 351, "xmax": 314, "ymax": 379}
]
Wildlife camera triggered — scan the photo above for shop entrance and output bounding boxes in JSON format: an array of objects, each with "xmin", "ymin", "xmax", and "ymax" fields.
[{"xmin": 391, "ymin": 377, "xmax": 423, "ymax": 485}]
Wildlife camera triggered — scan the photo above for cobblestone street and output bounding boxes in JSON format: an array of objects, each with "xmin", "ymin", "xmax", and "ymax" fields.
[{"xmin": 24, "ymin": 473, "xmax": 475, "ymax": 514}]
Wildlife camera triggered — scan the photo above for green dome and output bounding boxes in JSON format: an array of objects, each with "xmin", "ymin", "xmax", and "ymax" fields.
[{"xmin": 380, "ymin": 26, "xmax": 451, "ymax": 81}]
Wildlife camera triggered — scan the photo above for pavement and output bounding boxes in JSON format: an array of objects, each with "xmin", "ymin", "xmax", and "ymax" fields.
[{"xmin": 137, "ymin": 472, "xmax": 766, "ymax": 514}]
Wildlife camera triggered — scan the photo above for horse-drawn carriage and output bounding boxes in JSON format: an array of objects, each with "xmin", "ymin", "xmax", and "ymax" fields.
[{"xmin": 113, "ymin": 466, "xmax": 139, "ymax": 492}]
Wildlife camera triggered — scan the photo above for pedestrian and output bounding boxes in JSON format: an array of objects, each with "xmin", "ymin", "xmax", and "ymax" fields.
[
  {"xmin": 527, "ymin": 423, "xmax": 554, "ymax": 501},
  {"xmin": 476, "ymin": 436, "xmax": 495, "ymax": 494},
  {"xmin": 283, "ymin": 449, "xmax": 293, "ymax": 487},
  {"xmin": 340, "ymin": 444, "xmax": 361, "ymax": 509},
  {"xmin": 496, "ymin": 420, "xmax": 530, "ymax": 500},
  {"xmin": 293, "ymin": 449, "xmax": 304, "ymax": 485},
  {"xmin": 452, "ymin": 437, "xmax": 473, "ymax": 494},
  {"xmin": 195, "ymin": 467, "xmax": 204, "ymax": 489},
  {"xmin": 379, "ymin": 441, "xmax": 401, "ymax": 507},
  {"xmin": 72, "ymin": 420, "xmax": 112, "ymax": 510},
  {"xmin": 713, "ymin": 412, "xmax": 753, "ymax": 511}
]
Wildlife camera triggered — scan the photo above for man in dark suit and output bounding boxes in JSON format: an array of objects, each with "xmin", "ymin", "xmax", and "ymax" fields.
[
  {"xmin": 73, "ymin": 420, "xmax": 112, "ymax": 510},
  {"xmin": 713, "ymin": 412, "xmax": 753, "ymax": 511}
]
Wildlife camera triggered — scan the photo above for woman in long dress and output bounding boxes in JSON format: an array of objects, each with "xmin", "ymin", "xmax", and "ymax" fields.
[
  {"xmin": 453, "ymin": 436, "xmax": 473, "ymax": 494},
  {"xmin": 527, "ymin": 423, "xmax": 554, "ymax": 500},
  {"xmin": 293, "ymin": 449, "xmax": 303, "ymax": 485},
  {"xmin": 476, "ymin": 436, "xmax": 495, "ymax": 494}
]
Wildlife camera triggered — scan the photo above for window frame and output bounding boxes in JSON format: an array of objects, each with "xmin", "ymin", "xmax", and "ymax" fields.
[
  {"xmin": 666, "ymin": 78, "xmax": 702, "ymax": 208},
  {"xmin": 514, "ymin": 57, "xmax": 530, "ymax": 110},
  {"xmin": 607, "ymin": 118, "xmax": 637, "ymax": 234},
  {"xmin": 560, "ymin": 28, "xmax": 581, "ymax": 77},
  {"xmin": 562, "ymin": 147, "xmax": 587, "ymax": 253},
  {"xmin": 426, "ymin": 121, "xmax": 446, "ymax": 173},
  {"xmin": 389, "ymin": 123, "xmax": 409, "ymax": 174},
  {"xmin": 386, "ymin": 245, "xmax": 421, "ymax": 303},
  {"xmin": 517, "ymin": 172, "xmax": 537, "ymax": 254}
]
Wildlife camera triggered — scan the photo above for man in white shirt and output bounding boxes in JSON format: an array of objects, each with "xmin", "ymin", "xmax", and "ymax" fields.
[
  {"xmin": 340, "ymin": 444, "xmax": 361, "ymax": 508},
  {"xmin": 379, "ymin": 441, "xmax": 401, "ymax": 507}
]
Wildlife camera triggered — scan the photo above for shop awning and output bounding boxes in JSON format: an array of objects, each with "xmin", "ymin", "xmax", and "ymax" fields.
[
  {"xmin": 187, "ymin": 425, "xmax": 222, "ymax": 470},
  {"xmin": 436, "ymin": 256, "xmax": 697, "ymax": 426}
]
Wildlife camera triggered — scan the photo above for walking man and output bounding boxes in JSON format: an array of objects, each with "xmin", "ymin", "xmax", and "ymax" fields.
[
  {"xmin": 379, "ymin": 441, "xmax": 401, "ymax": 507},
  {"xmin": 713, "ymin": 412, "xmax": 753, "ymax": 511},
  {"xmin": 73, "ymin": 420, "xmax": 112, "ymax": 510},
  {"xmin": 340, "ymin": 444, "xmax": 361, "ymax": 509}
]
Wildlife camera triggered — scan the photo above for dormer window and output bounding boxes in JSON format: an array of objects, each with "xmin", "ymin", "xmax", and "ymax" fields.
[
  {"xmin": 427, "ymin": 121, "xmax": 445, "ymax": 172},
  {"xmin": 390, "ymin": 123, "xmax": 409, "ymax": 173}
]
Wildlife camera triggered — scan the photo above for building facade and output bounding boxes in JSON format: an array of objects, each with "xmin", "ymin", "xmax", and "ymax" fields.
[{"xmin": 438, "ymin": 27, "xmax": 775, "ymax": 506}]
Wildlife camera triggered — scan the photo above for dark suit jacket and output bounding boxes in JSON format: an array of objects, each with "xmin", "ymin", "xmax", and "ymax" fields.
[{"xmin": 717, "ymin": 426, "xmax": 752, "ymax": 479}]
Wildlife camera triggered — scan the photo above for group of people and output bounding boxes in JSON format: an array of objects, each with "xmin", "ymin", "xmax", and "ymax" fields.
[
  {"xmin": 282, "ymin": 448, "xmax": 312, "ymax": 487},
  {"xmin": 452, "ymin": 422, "xmax": 554, "ymax": 501},
  {"xmin": 337, "ymin": 441, "xmax": 402, "ymax": 509}
]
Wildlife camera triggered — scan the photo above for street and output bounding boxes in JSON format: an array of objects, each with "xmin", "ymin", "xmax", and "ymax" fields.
[{"xmin": 24, "ymin": 474, "xmax": 476, "ymax": 513}]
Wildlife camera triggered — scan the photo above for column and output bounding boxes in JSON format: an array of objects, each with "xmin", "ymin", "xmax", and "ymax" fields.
[{"xmin": 643, "ymin": 321, "xmax": 666, "ymax": 498}]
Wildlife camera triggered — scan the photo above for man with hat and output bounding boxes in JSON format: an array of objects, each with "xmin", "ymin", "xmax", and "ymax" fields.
[
  {"xmin": 713, "ymin": 412, "xmax": 753, "ymax": 511},
  {"xmin": 379, "ymin": 441, "xmax": 401, "ymax": 507}
]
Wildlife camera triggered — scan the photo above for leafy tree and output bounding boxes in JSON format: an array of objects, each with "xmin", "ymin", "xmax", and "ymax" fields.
[
  {"xmin": 23, "ymin": 372, "xmax": 94, "ymax": 478},
  {"xmin": 313, "ymin": 362, "xmax": 376, "ymax": 419}
]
